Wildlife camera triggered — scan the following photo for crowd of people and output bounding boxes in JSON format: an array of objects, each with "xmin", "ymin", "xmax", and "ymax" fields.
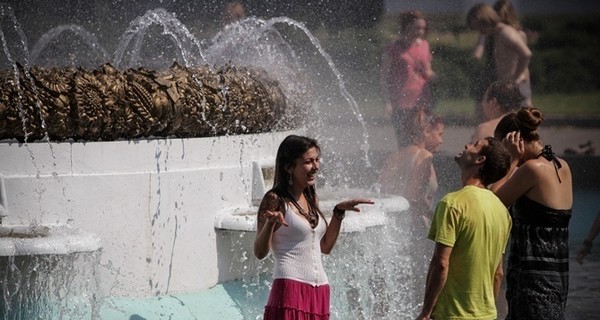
[{"xmin": 249, "ymin": 2, "xmax": 589, "ymax": 320}]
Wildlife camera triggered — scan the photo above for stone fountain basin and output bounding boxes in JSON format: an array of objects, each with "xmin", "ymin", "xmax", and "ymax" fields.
[
  {"xmin": 214, "ymin": 188, "xmax": 409, "ymax": 233},
  {"xmin": 0, "ymin": 225, "xmax": 102, "ymax": 256}
]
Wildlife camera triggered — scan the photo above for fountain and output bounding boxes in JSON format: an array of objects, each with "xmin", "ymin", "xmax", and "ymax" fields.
[{"xmin": 0, "ymin": 4, "xmax": 415, "ymax": 319}]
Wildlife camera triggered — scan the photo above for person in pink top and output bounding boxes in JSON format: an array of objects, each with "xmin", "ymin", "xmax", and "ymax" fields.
[
  {"xmin": 381, "ymin": 10, "xmax": 436, "ymax": 148},
  {"xmin": 254, "ymin": 135, "xmax": 374, "ymax": 320}
]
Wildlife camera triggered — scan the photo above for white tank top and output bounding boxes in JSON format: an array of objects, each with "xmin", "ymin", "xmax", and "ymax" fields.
[{"xmin": 271, "ymin": 203, "xmax": 328, "ymax": 286}]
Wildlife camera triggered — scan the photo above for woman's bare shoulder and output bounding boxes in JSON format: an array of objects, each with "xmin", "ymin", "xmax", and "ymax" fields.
[{"xmin": 521, "ymin": 157, "xmax": 571, "ymax": 179}]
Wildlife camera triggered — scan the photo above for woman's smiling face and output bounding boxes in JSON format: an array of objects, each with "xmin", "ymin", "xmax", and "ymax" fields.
[{"xmin": 288, "ymin": 147, "xmax": 320, "ymax": 188}]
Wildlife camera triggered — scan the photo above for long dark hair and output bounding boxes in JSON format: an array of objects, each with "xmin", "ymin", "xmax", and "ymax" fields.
[{"xmin": 271, "ymin": 135, "xmax": 324, "ymax": 221}]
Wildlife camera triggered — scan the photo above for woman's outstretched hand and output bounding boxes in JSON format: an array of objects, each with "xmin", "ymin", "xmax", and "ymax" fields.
[{"xmin": 334, "ymin": 198, "xmax": 375, "ymax": 212}]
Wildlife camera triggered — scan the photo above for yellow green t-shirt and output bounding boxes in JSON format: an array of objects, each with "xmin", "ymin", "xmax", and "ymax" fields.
[{"xmin": 428, "ymin": 185, "xmax": 512, "ymax": 320}]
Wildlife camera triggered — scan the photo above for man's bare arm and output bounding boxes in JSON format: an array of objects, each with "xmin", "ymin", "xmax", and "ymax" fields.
[
  {"xmin": 499, "ymin": 25, "xmax": 531, "ymax": 83},
  {"xmin": 416, "ymin": 243, "xmax": 452, "ymax": 320}
]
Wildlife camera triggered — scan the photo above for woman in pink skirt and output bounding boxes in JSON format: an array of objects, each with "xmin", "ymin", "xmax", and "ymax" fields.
[{"xmin": 254, "ymin": 135, "xmax": 374, "ymax": 320}]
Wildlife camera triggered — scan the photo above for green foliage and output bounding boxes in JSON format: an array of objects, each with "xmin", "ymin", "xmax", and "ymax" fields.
[
  {"xmin": 430, "ymin": 44, "xmax": 478, "ymax": 99},
  {"xmin": 531, "ymin": 48, "xmax": 600, "ymax": 93},
  {"xmin": 433, "ymin": 92, "xmax": 600, "ymax": 119},
  {"xmin": 527, "ymin": 14, "xmax": 600, "ymax": 94}
]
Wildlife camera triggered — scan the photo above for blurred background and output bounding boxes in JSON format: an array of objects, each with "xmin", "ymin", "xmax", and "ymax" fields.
[{"xmin": 3, "ymin": 0, "xmax": 599, "ymax": 121}]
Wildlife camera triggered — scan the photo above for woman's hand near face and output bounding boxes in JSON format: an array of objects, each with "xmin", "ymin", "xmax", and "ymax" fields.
[{"xmin": 503, "ymin": 131, "xmax": 525, "ymax": 163}]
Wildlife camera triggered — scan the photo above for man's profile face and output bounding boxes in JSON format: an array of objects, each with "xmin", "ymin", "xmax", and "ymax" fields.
[
  {"xmin": 482, "ymin": 90, "xmax": 499, "ymax": 121},
  {"xmin": 455, "ymin": 139, "xmax": 489, "ymax": 167}
]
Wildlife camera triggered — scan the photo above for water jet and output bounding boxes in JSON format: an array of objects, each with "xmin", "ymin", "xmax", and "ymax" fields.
[{"xmin": 0, "ymin": 5, "xmax": 415, "ymax": 319}]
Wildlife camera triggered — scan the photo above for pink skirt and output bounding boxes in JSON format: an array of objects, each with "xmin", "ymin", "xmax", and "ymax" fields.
[{"xmin": 263, "ymin": 278, "xmax": 330, "ymax": 320}]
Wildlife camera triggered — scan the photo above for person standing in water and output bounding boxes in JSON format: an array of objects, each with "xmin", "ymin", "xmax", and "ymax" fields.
[
  {"xmin": 468, "ymin": 3, "xmax": 532, "ymax": 108},
  {"xmin": 378, "ymin": 110, "xmax": 443, "ymax": 231},
  {"xmin": 381, "ymin": 10, "xmax": 436, "ymax": 148},
  {"xmin": 254, "ymin": 135, "xmax": 373, "ymax": 320},
  {"xmin": 491, "ymin": 107, "xmax": 573, "ymax": 319},
  {"xmin": 416, "ymin": 137, "xmax": 512, "ymax": 320},
  {"xmin": 377, "ymin": 110, "xmax": 444, "ymax": 315}
]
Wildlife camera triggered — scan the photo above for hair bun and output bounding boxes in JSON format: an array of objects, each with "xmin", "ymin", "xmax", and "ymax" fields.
[{"xmin": 517, "ymin": 107, "xmax": 543, "ymax": 131}]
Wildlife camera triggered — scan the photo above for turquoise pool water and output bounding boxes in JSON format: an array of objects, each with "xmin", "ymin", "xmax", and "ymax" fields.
[{"xmin": 569, "ymin": 188, "xmax": 600, "ymax": 243}]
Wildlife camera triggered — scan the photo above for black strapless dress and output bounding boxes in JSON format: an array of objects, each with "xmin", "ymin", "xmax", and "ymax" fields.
[{"xmin": 506, "ymin": 196, "xmax": 572, "ymax": 320}]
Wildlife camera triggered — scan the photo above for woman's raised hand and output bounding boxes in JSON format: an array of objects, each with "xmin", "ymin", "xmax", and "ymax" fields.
[
  {"xmin": 503, "ymin": 131, "xmax": 525, "ymax": 162},
  {"xmin": 261, "ymin": 209, "xmax": 288, "ymax": 226}
]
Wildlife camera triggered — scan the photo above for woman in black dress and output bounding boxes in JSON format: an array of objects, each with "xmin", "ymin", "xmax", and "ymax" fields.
[{"xmin": 491, "ymin": 107, "xmax": 573, "ymax": 319}]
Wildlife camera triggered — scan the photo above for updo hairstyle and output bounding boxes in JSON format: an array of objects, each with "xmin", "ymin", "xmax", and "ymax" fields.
[{"xmin": 494, "ymin": 107, "xmax": 544, "ymax": 142}]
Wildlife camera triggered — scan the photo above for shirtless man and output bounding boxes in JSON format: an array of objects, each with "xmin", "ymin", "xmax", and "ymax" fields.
[
  {"xmin": 472, "ymin": 79, "xmax": 523, "ymax": 142},
  {"xmin": 467, "ymin": 3, "xmax": 532, "ymax": 107}
]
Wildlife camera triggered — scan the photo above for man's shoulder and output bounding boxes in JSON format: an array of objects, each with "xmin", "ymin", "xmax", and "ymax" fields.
[
  {"xmin": 444, "ymin": 185, "xmax": 486, "ymax": 197},
  {"xmin": 438, "ymin": 187, "xmax": 473, "ymax": 208},
  {"xmin": 442, "ymin": 186, "xmax": 503, "ymax": 207}
]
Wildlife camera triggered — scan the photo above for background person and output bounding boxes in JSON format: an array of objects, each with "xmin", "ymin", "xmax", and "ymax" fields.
[
  {"xmin": 491, "ymin": 107, "xmax": 573, "ymax": 319},
  {"xmin": 471, "ymin": 0, "xmax": 525, "ymax": 121},
  {"xmin": 467, "ymin": 3, "xmax": 532, "ymax": 108},
  {"xmin": 377, "ymin": 110, "xmax": 444, "ymax": 315},
  {"xmin": 416, "ymin": 137, "xmax": 512, "ymax": 320},
  {"xmin": 253, "ymin": 135, "xmax": 373, "ymax": 320},
  {"xmin": 381, "ymin": 10, "xmax": 436, "ymax": 148},
  {"xmin": 222, "ymin": 1, "xmax": 246, "ymax": 27},
  {"xmin": 472, "ymin": 79, "xmax": 523, "ymax": 142},
  {"xmin": 576, "ymin": 210, "xmax": 600, "ymax": 263},
  {"xmin": 378, "ymin": 110, "xmax": 443, "ymax": 231}
]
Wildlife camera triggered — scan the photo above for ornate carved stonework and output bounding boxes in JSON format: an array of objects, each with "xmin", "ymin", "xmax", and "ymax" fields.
[{"xmin": 0, "ymin": 63, "xmax": 289, "ymax": 142}]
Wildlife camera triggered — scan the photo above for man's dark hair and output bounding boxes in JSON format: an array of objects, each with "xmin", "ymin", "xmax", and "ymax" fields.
[
  {"xmin": 479, "ymin": 137, "xmax": 511, "ymax": 185},
  {"xmin": 486, "ymin": 80, "xmax": 523, "ymax": 113}
]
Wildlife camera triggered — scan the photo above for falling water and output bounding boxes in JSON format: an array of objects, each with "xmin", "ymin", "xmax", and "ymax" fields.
[
  {"xmin": 207, "ymin": 17, "xmax": 372, "ymax": 168},
  {"xmin": 29, "ymin": 24, "xmax": 110, "ymax": 67},
  {"xmin": 0, "ymin": 251, "xmax": 102, "ymax": 320},
  {"xmin": 2, "ymin": 5, "xmax": 393, "ymax": 319},
  {"xmin": 113, "ymin": 8, "xmax": 204, "ymax": 69}
]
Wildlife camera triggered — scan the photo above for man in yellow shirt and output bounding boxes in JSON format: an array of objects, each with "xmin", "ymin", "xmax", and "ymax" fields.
[{"xmin": 416, "ymin": 137, "xmax": 512, "ymax": 320}]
